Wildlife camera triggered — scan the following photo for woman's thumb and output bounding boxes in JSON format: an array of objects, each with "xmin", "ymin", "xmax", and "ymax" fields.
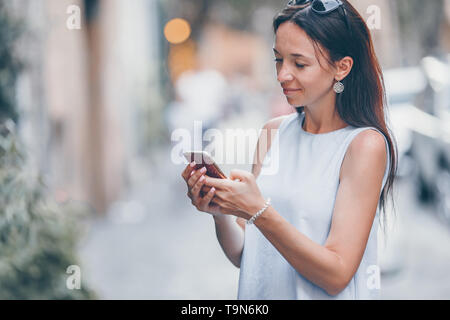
[{"xmin": 230, "ymin": 169, "xmax": 249, "ymax": 182}]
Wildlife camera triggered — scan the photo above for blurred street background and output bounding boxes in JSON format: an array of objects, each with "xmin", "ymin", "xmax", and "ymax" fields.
[{"xmin": 1, "ymin": 0, "xmax": 450, "ymax": 299}]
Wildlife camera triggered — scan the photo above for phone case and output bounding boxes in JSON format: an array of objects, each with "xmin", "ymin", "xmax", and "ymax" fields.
[
  {"xmin": 184, "ymin": 151, "xmax": 227, "ymax": 197},
  {"xmin": 185, "ymin": 153, "xmax": 227, "ymax": 179}
]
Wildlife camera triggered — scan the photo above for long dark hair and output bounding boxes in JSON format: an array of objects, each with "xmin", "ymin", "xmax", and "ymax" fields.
[{"xmin": 273, "ymin": 1, "xmax": 398, "ymax": 235}]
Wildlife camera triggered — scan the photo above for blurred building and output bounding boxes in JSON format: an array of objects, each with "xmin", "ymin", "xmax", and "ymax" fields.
[
  {"xmin": 9, "ymin": 0, "xmax": 164, "ymax": 215},
  {"xmin": 6, "ymin": 0, "xmax": 450, "ymax": 216}
]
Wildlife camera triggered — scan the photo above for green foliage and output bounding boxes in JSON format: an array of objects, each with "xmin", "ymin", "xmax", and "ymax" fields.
[
  {"xmin": 0, "ymin": 122, "xmax": 96, "ymax": 299},
  {"xmin": 0, "ymin": 3, "xmax": 95, "ymax": 299},
  {"xmin": 0, "ymin": 3, "xmax": 23, "ymax": 123}
]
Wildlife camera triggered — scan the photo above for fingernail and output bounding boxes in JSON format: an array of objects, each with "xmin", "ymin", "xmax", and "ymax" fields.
[
  {"xmin": 211, "ymin": 187, "xmax": 215, "ymax": 192},
  {"xmin": 200, "ymin": 167, "xmax": 207, "ymax": 173},
  {"xmin": 190, "ymin": 161, "xmax": 196, "ymax": 168},
  {"xmin": 190, "ymin": 170, "xmax": 195, "ymax": 176},
  {"xmin": 199, "ymin": 175, "xmax": 205, "ymax": 182}
]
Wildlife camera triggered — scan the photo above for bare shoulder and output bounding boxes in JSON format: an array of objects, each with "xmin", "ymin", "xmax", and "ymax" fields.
[
  {"xmin": 349, "ymin": 129, "xmax": 387, "ymax": 165},
  {"xmin": 340, "ymin": 129, "xmax": 387, "ymax": 181},
  {"xmin": 350, "ymin": 129, "xmax": 387, "ymax": 152}
]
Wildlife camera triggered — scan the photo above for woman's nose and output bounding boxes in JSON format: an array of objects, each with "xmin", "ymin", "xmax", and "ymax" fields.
[{"xmin": 277, "ymin": 65, "xmax": 294, "ymax": 83}]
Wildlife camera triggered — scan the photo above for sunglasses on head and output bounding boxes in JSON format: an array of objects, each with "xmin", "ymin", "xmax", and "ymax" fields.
[{"xmin": 287, "ymin": 0, "xmax": 352, "ymax": 37}]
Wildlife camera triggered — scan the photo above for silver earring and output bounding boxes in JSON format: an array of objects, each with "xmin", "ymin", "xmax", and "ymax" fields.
[{"xmin": 333, "ymin": 81, "xmax": 344, "ymax": 94}]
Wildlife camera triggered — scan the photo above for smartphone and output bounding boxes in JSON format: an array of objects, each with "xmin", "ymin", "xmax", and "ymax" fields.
[{"xmin": 183, "ymin": 151, "xmax": 227, "ymax": 179}]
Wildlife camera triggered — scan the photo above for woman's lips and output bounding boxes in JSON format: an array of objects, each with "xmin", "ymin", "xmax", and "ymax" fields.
[{"xmin": 283, "ymin": 88, "xmax": 301, "ymax": 96}]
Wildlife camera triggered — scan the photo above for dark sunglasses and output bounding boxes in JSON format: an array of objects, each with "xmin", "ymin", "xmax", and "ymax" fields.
[{"xmin": 287, "ymin": 0, "xmax": 352, "ymax": 37}]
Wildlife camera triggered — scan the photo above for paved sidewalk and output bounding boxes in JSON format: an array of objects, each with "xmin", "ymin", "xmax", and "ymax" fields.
[
  {"xmin": 79, "ymin": 146, "xmax": 450, "ymax": 299},
  {"xmin": 79, "ymin": 147, "xmax": 240, "ymax": 299}
]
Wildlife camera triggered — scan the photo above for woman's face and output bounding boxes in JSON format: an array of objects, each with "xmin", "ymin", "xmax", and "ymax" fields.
[{"xmin": 274, "ymin": 22, "xmax": 336, "ymax": 107}]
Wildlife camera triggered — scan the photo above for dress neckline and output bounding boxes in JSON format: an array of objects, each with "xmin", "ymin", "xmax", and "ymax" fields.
[{"xmin": 298, "ymin": 112, "xmax": 350, "ymax": 136}]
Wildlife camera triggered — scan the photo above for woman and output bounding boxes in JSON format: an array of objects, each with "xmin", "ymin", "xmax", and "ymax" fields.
[{"xmin": 181, "ymin": 0, "xmax": 397, "ymax": 299}]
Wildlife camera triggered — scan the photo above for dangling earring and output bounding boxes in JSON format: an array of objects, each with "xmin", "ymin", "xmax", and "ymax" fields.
[{"xmin": 333, "ymin": 81, "xmax": 344, "ymax": 94}]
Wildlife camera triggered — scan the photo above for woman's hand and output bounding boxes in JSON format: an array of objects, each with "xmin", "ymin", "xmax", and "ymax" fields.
[
  {"xmin": 181, "ymin": 162, "xmax": 223, "ymax": 217},
  {"xmin": 203, "ymin": 169, "xmax": 267, "ymax": 220}
]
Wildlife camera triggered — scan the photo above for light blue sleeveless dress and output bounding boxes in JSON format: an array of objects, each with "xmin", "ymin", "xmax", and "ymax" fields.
[{"xmin": 237, "ymin": 111, "xmax": 390, "ymax": 300}]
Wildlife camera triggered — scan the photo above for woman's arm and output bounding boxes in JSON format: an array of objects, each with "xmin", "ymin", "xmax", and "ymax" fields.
[
  {"xmin": 248, "ymin": 130, "xmax": 388, "ymax": 295},
  {"xmin": 213, "ymin": 214, "xmax": 244, "ymax": 268},
  {"xmin": 213, "ymin": 115, "xmax": 290, "ymax": 266}
]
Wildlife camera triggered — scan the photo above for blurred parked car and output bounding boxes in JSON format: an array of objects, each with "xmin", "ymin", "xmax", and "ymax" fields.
[
  {"xmin": 384, "ymin": 66, "xmax": 428, "ymax": 178},
  {"xmin": 407, "ymin": 55, "xmax": 450, "ymax": 224},
  {"xmin": 378, "ymin": 66, "xmax": 428, "ymax": 276}
]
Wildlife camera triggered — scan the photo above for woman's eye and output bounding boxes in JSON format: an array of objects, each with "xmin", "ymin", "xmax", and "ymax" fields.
[{"xmin": 273, "ymin": 59, "xmax": 304, "ymax": 69}]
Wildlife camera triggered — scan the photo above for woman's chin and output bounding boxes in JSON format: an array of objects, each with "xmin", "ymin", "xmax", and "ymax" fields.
[{"xmin": 286, "ymin": 97, "xmax": 303, "ymax": 105}]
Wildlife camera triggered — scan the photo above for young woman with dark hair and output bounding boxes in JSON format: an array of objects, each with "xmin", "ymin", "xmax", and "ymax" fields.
[{"xmin": 181, "ymin": 0, "xmax": 398, "ymax": 299}]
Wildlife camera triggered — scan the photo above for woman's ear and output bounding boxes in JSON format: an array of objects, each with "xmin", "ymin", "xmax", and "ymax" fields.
[{"xmin": 335, "ymin": 56, "xmax": 354, "ymax": 81}]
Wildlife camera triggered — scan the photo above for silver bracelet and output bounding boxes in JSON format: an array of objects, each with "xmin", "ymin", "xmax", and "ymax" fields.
[{"xmin": 246, "ymin": 198, "xmax": 271, "ymax": 225}]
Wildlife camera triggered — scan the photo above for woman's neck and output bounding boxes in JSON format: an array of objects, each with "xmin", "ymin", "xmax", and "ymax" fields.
[{"xmin": 302, "ymin": 93, "xmax": 347, "ymax": 134}]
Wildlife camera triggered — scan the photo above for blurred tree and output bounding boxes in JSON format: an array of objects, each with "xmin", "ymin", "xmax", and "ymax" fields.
[
  {"xmin": 0, "ymin": 2, "xmax": 22, "ymax": 123},
  {"xmin": 0, "ymin": 3, "xmax": 96, "ymax": 299},
  {"xmin": 0, "ymin": 122, "xmax": 96, "ymax": 299},
  {"xmin": 84, "ymin": 0, "xmax": 100, "ymax": 23}
]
